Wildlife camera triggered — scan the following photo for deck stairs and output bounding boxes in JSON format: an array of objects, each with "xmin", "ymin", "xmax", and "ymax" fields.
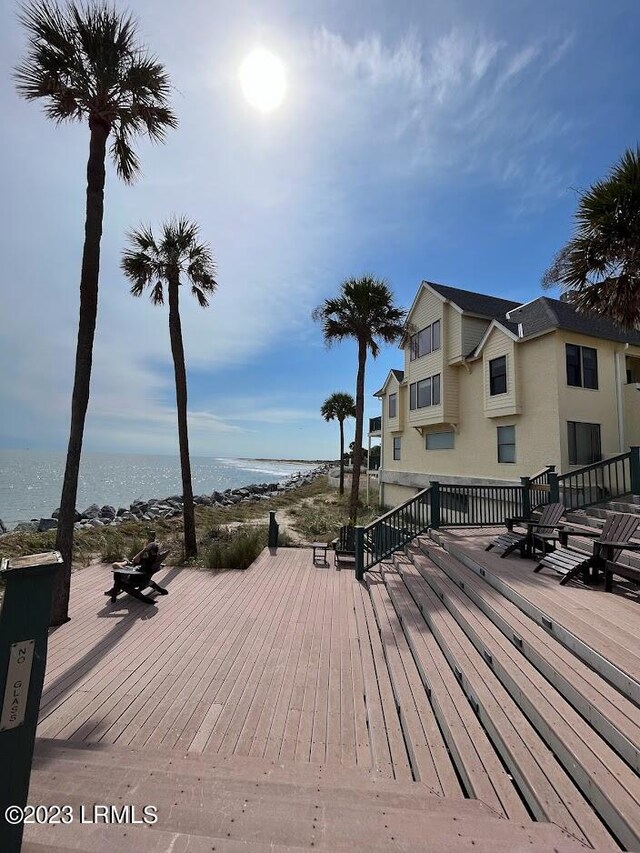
[
  {"xmin": 362, "ymin": 531, "xmax": 640, "ymax": 851},
  {"xmin": 23, "ymin": 737, "xmax": 595, "ymax": 852}
]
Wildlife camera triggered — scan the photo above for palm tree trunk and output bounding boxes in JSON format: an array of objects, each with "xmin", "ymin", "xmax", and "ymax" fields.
[
  {"xmin": 52, "ymin": 119, "xmax": 109, "ymax": 626},
  {"xmin": 339, "ymin": 418, "xmax": 345, "ymax": 495},
  {"xmin": 350, "ymin": 339, "xmax": 367, "ymax": 524},
  {"xmin": 168, "ymin": 273, "xmax": 197, "ymax": 559}
]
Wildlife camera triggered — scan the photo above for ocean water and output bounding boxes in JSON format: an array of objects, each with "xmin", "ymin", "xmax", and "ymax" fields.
[{"xmin": 0, "ymin": 450, "xmax": 320, "ymax": 529}]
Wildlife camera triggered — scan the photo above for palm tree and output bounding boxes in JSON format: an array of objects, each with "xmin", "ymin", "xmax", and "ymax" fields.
[
  {"xmin": 543, "ymin": 146, "xmax": 640, "ymax": 329},
  {"xmin": 122, "ymin": 217, "xmax": 217, "ymax": 559},
  {"xmin": 15, "ymin": 1, "xmax": 177, "ymax": 625},
  {"xmin": 321, "ymin": 392, "xmax": 356, "ymax": 495},
  {"xmin": 314, "ymin": 277, "xmax": 406, "ymax": 523}
]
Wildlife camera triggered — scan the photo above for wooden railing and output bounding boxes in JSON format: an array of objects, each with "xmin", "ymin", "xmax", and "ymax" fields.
[{"xmin": 552, "ymin": 448, "xmax": 639, "ymax": 511}]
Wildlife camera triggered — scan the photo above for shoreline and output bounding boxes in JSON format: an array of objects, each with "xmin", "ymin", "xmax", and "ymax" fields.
[{"xmin": 0, "ymin": 464, "xmax": 330, "ymax": 535}]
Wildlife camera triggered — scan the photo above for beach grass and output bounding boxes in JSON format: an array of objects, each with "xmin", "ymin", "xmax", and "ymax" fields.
[{"xmin": 0, "ymin": 476, "xmax": 376, "ymax": 570}]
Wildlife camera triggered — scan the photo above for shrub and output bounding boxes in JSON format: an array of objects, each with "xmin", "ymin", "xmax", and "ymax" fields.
[{"xmin": 203, "ymin": 525, "xmax": 268, "ymax": 570}]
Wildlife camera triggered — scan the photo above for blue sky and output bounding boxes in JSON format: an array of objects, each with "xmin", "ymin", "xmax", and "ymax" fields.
[{"xmin": 1, "ymin": 0, "xmax": 638, "ymax": 460}]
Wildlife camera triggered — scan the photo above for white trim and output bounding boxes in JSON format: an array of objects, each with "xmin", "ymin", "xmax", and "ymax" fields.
[
  {"xmin": 373, "ymin": 370, "xmax": 402, "ymax": 397},
  {"xmin": 470, "ymin": 319, "xmax": 519, "ymax": 358}
]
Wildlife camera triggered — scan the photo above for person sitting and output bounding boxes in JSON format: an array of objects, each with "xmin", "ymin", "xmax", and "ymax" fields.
[{"xmin": 107, "ymin": 542, "xmax": 170, "ymax": 602}]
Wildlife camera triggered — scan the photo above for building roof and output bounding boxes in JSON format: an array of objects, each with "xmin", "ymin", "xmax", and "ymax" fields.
[
  {"xmin": 507, "ymin": 297, "xmax": 640, "ymax": 346},
  {"xmin": 374, "ymin": 369, "xmax": 404, "ymax": 397},
  {"xmin": 426, "ymin": 281, "xmax": 521, "ymax": 320}
]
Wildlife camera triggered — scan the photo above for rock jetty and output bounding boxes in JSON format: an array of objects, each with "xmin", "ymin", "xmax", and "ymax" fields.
[{"xmin": 1, "ymin": 465, "xmax": 330, "ymax": 535}]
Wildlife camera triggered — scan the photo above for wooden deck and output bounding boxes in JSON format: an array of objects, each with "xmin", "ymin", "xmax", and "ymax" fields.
[
  {"xmin": 35, "ymin": 548, "xmax": 409, "ymax": 774},
  {"xmin": 21, "ymin": 535, "xmax": 639, "ymax": 851}
]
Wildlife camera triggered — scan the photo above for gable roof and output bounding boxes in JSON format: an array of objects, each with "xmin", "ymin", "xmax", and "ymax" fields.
[
  {"xmin": 426, "ymin": 281, "xmax": 521, "ymax": 320},
  {"xmin": 507, "ymin": 297, "xmax": 640, "ymax": 346},
  {"xmin": 374, "ymin": 369, "xmax": 404, "ymax": 397}
]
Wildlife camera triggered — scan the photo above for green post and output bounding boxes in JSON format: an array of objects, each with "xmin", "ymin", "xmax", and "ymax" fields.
[
  {"xmin": 0, "ymin": 552, "xmax": 61, "ymax": 853},
  {"xmin": 520, "ymin": 476, "xmax": 531, "ymax": 518},
  {"xmin": 430, "ymin": 482, "xmax": 441, "ymax": 529},
  {"xmin": 268, "ymin": 511, "xmax": 279, "ymax": 549},
  {"xmin": 630, "ymin": 446, "xmax": 640, "ymax": 496},
  {"xmin": 354, "ymin": 526, "xmax": 365, "ymax": 581},
  {"xmin": 548, "ymin": 471, "xmax": 560, "ymax": 504}
]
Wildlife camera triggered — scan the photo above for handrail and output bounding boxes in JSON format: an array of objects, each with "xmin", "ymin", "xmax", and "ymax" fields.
[
  {"xmin": 556, "ymin": 451, "xmax": 630, "ymax": 480},
  {"xmin": 356, "ymin": 487, "xmax": 431, "ymax": 579},
  {"xmin": 554, "ymin": 450, "xmax": 634, "ymax": 511},
  {"xmin": 353, "ymin": 449, "xmax": 640, "ymax": 579},
  {"xmin": 363, "ymin": 486, "xmax": 431, "ymax": 531}
]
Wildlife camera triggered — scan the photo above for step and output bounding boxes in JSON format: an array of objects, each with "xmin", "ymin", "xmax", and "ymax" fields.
[
  {"xmin": 32, "ymin": 739, "xmax": 433, "ymax": 801},
  {"xmin": 23, "ymin": 744, "xmax": 596, "ymax": 852},
  {"xmin": 365, "ymin": 573, "xmax": 461, "ymax": 795},
  {"xmin": 381, "ymin": 559, "xmax": 529, "ymax": 821},
  {"xmin": 409, "ymin": 550, "xmax": 640, "ymax": 852},
  {"xmin": 427, "ymin": 532, "xmax": 640, "ymax": 706},
  {"xmin": 391, "ymin": 559, "xmax": 617, "ymax": 850},
  {"xmin": 417, "ymin": 544, "xmax": 640, "ymax": 771},
  {"xmin": 21, "ymin": 803, "xmax": 596, "ymax": 853}
]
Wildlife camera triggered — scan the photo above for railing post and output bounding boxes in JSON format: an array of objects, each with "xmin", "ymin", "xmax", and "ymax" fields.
[
  {"xmin": 1, "ymin": 552, "xmax": 61, "ymax": 853},
  {"xmin": 548, "ymin": 471, "xmax": 560, "ymax": 504},
  {"xmin": 355, "ymin": 526, "xmax": 365, "ymax": 581},
  {"xmin": 268, "ymin": 511, "xmax": 279, "ymax": 549},
  {"xmin": 630, "ymin": 446, "xmax": 640, "ymax": 497},
  {"xmin": 520, "ymin": 476, "xmax": 531, "ymax": 518},
  {"xmin": 430, "ymin": 481, "xmax": 440, "ymax": 529}
]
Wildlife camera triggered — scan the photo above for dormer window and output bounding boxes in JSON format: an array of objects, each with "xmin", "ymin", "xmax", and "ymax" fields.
[{"xmin": 410, "ymin": 320, "xmax": 441, "ymax": 360}]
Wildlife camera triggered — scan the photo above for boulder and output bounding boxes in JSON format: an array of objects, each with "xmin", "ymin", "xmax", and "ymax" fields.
[
  {"xmin": 100, "ymin": 505, "xmax": 117, "ymax": 518},
  {"xmin": 81, "ymin": 503, "xmax": 101, "ymax": 520},
  {"xmin": 38, "ymin": 518, "xmax": 58, "ymax": 532},
  {"xmin": 14, "ymin": 521, "xmax": 38, "ymax": 532},
  {"xmin": 0, "ymin": 518, "xmax": 5, "ymax": 534}
]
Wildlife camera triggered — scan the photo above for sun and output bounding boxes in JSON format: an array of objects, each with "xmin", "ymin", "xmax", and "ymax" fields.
[{"xmin": 239, "ymin": 48, "xmax": 286, "ymax": 112}]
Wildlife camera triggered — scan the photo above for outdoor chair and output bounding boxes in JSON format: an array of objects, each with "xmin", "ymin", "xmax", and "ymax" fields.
[
  {"xmin": 333, "ymin": 524, "xmax": 356, "ymax": 570},
  {"xmin": 535, "ymin": 512, "xmax": 640, "ymax": 586},
  {"xmin": 486, "ymin": 502, "xmax": 565, "ymax": 559},
  {"xmin": 604, "ymin": 559, "xmax": 640, "ymax": 594},
  {"xmin": 105, "ymin": 549, "xmax": 170, "ymax": 604}
]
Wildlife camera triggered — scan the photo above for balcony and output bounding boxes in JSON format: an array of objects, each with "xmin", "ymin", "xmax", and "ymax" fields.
[{"xmin": 369, "ymin": 416, "xmax": 382, "ymax": 436}]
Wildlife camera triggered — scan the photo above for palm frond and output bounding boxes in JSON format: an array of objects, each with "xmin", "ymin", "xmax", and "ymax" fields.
[
  {"xmin": 543, "ymin": 146, "xmax": 640, "ymax": 329},
  {"xmin": 16, "ymin": 0, "xmax": 177, "ymax": 182},
  {"xmin": 122, "ymin": 217, "xmax": 217, "ymax": 309}
]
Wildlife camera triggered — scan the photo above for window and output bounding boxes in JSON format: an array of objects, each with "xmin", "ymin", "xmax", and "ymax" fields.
[
  {"xmin": 566, "ymin": 344, "xmax": 598, "ymax": 389},
  {"xmin": 388, "ymin": 393, "xmax": 397, "ymax": 419},
  {"xmin": 432, "ymin": 373, "xmax": 441, "ymax": 405},
  {"xmin": 409, "ymin": 320, "xmax": 441, "ymax": 360},
  {"xmin": 497, "ymin": 425, "xmax": 516, "ymax": 463},
  {"xmin": 393, "ymin": 437, "xmax": 401, "ymax": 460},
  {"xmin": 409, "ymin": 374, "xmax": 441, "ymax": 410},
  {"xmin": 426, "ymin": 430, "xmax": 454, "ymax": 450},
  {"xmin": 568, "ymin": 422, "xmax": 601, "ymax": 465},
  {"xmin": 489, "ymin": 355, "xmax": 507, "ymax": 396}
]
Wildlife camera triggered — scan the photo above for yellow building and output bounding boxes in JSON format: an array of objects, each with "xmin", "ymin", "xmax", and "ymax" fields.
[{"xmin": 372, "ymin": 282, "xmax": 640, "ymax": 508}]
